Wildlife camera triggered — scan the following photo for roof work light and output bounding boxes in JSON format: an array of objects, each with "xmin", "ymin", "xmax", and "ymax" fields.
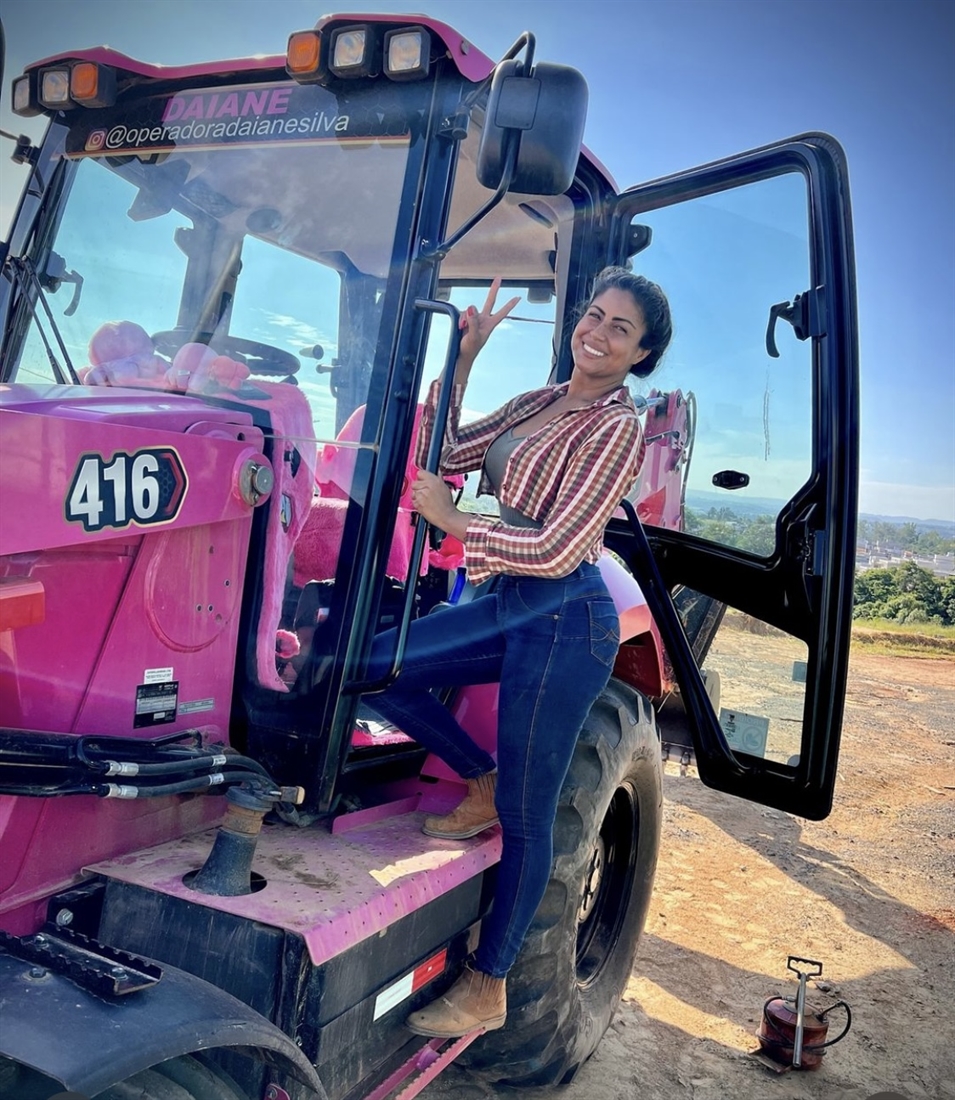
[
  {"xmin": 383, "ymin": 27, "xmax": 431, "ymax": 81},
  {"xmin": 39, "ymin": 68, "xmax": 72, "ymax": 109},
  {"xmin": 12, "ymin": 72, "xmax": 42, "ymax": 117},
  {"xmin": 18, "ymin": 61, "xmax": 116, "ymax": 113},
  {"xmin": 286, "ymin": 21, "xmax": 434, "ymax": 85},
  {"xmin": 328, "ymin": 26, "xmax": 376, "ymax": 78}
]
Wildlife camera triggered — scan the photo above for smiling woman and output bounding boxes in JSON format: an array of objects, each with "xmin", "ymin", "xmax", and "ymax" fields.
[{"xmin": 363, "ymin": 270, "xmax": 673, "ymax": 1038}]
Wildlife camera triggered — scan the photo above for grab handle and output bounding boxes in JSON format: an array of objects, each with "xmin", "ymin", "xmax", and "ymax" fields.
[{"xmin": 348, "ymin": 298, "xmax": 461, "ymax": 693}]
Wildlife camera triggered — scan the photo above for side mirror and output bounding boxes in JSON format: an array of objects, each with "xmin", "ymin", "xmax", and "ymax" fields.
[{"xmin": 477, "ymin": 59, "xmax": 588, "ymax": 196}]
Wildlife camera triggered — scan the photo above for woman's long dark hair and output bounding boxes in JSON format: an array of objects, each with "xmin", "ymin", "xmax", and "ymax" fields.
[{"xmin": 586, "ymin": 267, "xmax": 673, "ymax": 379}]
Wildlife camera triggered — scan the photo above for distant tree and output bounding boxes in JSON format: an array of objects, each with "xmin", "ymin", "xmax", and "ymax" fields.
[
  {"xmin": 859, "ymin": 517, "xmax": 955, "ymax": 556},
  {"xmin": 698, "ymin": 519, "xmax": 737, "ymax": 545},
  {"xmin": 898, "ymin": 521, "xmax": 919, "ymax": 547},
  {"xmin": 883, "ymin": 593, "xmax": 935, "ymax": 625},
  {"xmin": 736, "ymin": 514, "xmax": 776, "ymax": 556},
  {"xmin": 894, "ymin": 561, "xmax": 944, "ymax": 617},
  {"xmin": 685, "ymin": 508, "xmax": 953, "ymax": 570},
  {"xmin": 853, "ymin": 562, "xmax": 952, "ymax": 625},
  {"xmin": 854, "ymin": 567, "xmax": 899, "ymax": 620},
  {"xmin": 706, "ymin": 506, "xmax": 737, "ymax": 523},
  {"xmin": 940, "ymin": 576, "xmax": 955, "ymax": 623},
  {"xmin": 917, "ymin": 529, "xmax": 953, "ymax": 555},
  {"xmin": 683, "ymin": 508, "xmax": 703, "ymax": 534},
  {"xmin": 872, "ymin": 520, "xmax": 901, "ymax": 548}
]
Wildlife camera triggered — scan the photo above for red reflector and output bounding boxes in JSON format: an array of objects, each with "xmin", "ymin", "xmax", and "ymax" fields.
[{"xmin": 412, "ymin": 948, "xmax": 447, "ymax": 992}]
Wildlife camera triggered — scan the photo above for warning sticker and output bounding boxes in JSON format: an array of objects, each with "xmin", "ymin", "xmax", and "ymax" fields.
[
  {"xmin": 135, "ymin": 680, "xmax": 179, "ymax": 729},
  {"xmin": 179, "ymin": 698, "xmax": 215, "ymax": 715}
]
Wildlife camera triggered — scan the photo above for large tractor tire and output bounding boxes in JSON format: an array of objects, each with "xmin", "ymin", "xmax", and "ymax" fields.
[
  {"xmin": 91, "ymin": 1055, "xmax": 249, "ymax": 1100},
  {"xmin": 0, "ymin": 1054, "xmax": 250, "ymax": 1100},
  {"xmin": 466, "ymin": 678, "xmax": 663, "ymax": 1086}
]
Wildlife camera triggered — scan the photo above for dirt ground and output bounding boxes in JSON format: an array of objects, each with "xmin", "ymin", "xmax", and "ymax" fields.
[{"xmin": 423, "ymin": 643, "xmax": 955, "ymax": 1100}]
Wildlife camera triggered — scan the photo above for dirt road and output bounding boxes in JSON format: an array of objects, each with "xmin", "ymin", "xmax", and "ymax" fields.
[{"xmin": 423, "ymin": 646, "xmax": 955, "ymax": 1100}]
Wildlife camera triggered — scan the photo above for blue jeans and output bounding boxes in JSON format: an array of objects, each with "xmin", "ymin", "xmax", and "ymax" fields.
[{"xmin": 365, "ymin": 562, "xmax": 619, "ymax": 978}]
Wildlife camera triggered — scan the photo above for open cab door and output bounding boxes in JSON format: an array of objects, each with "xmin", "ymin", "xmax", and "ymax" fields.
[{"xmin": 604, "ymin": 134, "xmax": 858, "ymax": 819}]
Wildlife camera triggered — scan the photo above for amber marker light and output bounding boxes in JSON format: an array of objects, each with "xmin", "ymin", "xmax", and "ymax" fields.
[
  {"xmin": 71, "ymin": 63, "xmax": 99, "ymax": 99},
  {"xmin": 70, "ymin": 62, "xmax": 116, "ymax": 108},
  {"xmin": 287, "ymin": 30, "xmax": 323, "ymax": 80}
]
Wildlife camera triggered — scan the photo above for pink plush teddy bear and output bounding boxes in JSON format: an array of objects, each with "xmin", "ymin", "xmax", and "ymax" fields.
[
  {"xmin": 169, "ymin": 342, "xmax": 250, "ymax": 393},
  {"xmin": 80, "ymin": 320, "xmax": 169, "ymax": 386},
  {"xmin": 81, "ymin": 323, "xmax": 251, "ymax": 393}
]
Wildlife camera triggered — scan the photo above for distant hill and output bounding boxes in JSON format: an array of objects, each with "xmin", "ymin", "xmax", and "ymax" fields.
[
  {"xmin": 685, "ymin": 490, "xmax": 784, "ymax": 519},
  {"xmin": 685, "ymin": 491, "xmax": 955, "ymax": 536},
  {"xmin": 859, "ymin": 513, "xmax": 955, "ymax": 537}
]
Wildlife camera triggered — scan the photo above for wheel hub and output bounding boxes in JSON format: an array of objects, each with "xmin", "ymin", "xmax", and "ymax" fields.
[{"xmin": 577, "ymin": 835, "xmax": 606, "ymax": 924}]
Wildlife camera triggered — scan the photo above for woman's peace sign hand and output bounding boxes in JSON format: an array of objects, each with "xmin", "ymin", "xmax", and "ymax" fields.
[{"xmin": 457, "ymin": 276, "xmax": 521, "ymax": 365}]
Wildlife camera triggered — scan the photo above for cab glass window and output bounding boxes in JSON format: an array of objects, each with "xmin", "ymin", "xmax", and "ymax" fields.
[{"xmin": 630, "ymin": 171, "xmax": 811, "ymax": 556}]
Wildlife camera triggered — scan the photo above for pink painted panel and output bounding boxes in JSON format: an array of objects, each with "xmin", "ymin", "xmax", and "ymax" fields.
[
  {"xmin": 0, "ymin": 387, "xmax": 264, "ymax": 557},
  {"xmin": 21, "ymin": 18, "xmax": 610, "ymax": 182},
  {"xmin": 0, "ymin": 792, "xmax": 224, "ymax": 935},
  {"xmin": 4, "ymin": 518, "xmax": 254, "ymax": 736},
  {"xmin": 630, "ymin": 388, "xmax": 690, "ymax": 533},
  {"xmin": 24, "ymin": 15, "xmax": 495, "ymax": 84},
  {"xmin": 88, "ymin": 808, "xmax": 502, "ymax": 967},
  {"xmin": 0, "ymin": 385, "xmax": 267, "ymax": 736},
  {"xmin": 25, "ymin": 47, "xmax": 287, "ymax": 81}
]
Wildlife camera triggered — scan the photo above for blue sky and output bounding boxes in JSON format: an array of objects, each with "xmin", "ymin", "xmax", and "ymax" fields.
[{"xmin": 2, "ymin": 0, "xmax": 953, "ymax": 522}]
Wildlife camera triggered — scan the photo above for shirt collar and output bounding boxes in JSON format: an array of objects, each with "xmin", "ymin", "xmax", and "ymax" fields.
[{"xmin": 554, "ymin": 381, "xmax": 636, "ymax": 410}]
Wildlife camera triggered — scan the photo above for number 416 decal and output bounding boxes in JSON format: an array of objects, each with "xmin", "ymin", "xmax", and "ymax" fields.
[{"xmin": 66, "ymin": 448, "xmax": 188, "ymax": 532}]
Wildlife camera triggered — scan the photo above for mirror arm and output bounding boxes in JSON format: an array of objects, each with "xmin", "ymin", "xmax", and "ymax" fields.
[
  {"xmin": 1, "ymin": 129, "xmax": 46, "ymax": 194},
  {"xmin": 420, "ymin": 138, "xmax": 518, "ymax": 262},
  {"xmin": 422, "ymin": 30, "xmax": 536, "ymax": 262},
  {"xmin": 619, "ymin": 500, "xmax": 748, "ymax": 778},
  {"xmin": 459, "ymin": 31, "xmax": 537, "ymax": 111}
]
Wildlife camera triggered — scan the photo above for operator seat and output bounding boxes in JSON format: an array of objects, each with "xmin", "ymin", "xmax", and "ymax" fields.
[{"xmin": 293, "ymin": 404, "xmax": 464, "ymax": 588}]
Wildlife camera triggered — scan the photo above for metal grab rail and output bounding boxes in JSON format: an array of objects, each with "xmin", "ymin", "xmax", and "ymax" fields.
[{"xmin": 346, "ymin": 298, "xmax": 461, "ymax": 694}]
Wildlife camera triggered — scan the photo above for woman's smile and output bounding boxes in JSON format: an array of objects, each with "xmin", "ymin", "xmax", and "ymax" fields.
[{"xmin": 571, "ymin": 287, "xmax": 651, "ymax": 387}]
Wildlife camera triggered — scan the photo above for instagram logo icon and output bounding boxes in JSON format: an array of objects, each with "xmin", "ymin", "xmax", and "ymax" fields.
[{"xmin": 85, "ymin": 130, "xmax": 107, "ymax": 152}]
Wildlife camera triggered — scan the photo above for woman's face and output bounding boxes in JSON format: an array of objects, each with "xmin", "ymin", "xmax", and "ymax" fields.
[{"xmin": 571, "ymin": 287, "xmax": 651, "ymax": 388}]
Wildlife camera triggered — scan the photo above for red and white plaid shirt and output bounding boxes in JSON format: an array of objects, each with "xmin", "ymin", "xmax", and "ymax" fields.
[{"xmin": 417, "ymin": 380, "xmax": 644, "ymax": 584}]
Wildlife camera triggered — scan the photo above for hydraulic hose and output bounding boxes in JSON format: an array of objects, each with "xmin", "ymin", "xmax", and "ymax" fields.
[{"xmin": 95, "ymin": 770, "xmax": 266, "ymax": 799}]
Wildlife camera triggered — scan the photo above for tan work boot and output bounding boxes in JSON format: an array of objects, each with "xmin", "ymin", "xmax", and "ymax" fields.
[
  {"xmin": 406, "ymin": 965, "xmax": 507, "ymax": 1037},
  {"xmin": 423, "ymin": 772, "xmax": 498, "ymax": 839}
]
